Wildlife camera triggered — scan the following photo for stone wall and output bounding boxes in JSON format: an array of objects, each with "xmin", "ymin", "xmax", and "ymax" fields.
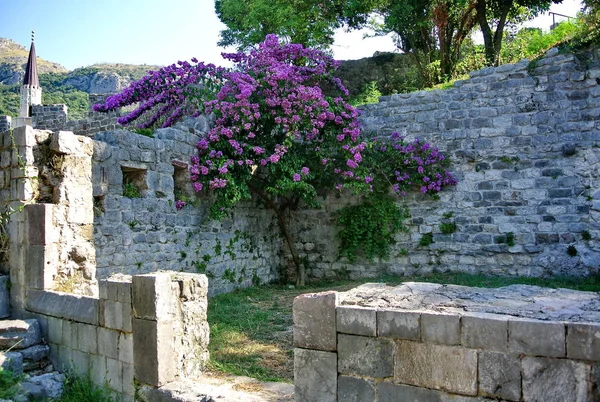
[
  {"xmin": 91, "ymin": 117, "xmax": 280, "ymax": 296},
  {"xmin": 291, "ymin": 48, "xmax": 600, "ymax": 280},
  {"xmin": 30, "ymin": 102, "xmax": 121, "ymax": 137},
  {"xmin": 25, "ymin": 272, "xmax": 209, "ymax": 401},
  {"xmin": 293, "ymin": 283, "xmax": 600, "ymax": 401}
]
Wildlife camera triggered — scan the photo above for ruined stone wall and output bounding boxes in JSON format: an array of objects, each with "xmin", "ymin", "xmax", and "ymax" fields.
[
  {"xmin": 293, "ymin": 283, "xmax": 600, "ymax": 401},
  {"xmin": 30, "ymin": 101, "xmax": 121, "ymax": 137},
  {"xmin": 91, "ymin": 117, "xmax": 281, "ymax": 296},
  {"xmin": 291, "ymin": 48, "xmax": 600, "ymax": 280}
]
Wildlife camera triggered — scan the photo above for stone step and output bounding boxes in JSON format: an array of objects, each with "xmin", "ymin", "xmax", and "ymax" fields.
[{"xmin": 0, "ymin": 319, "xmax": 41, "ymax": 350}]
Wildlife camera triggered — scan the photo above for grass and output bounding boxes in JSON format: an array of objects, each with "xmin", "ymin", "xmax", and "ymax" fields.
[
  {"xmin": 0, "ymin": 367, "xmax": 23, "ymax": 399},
  {"xmin": 0, "ymin": 368, "xmax": 115, "ymax": 402},
  {"xmin": 57, "ymin": 373, "xmax": 115, "ymax": 402},
  {"xmin": 207, "ymin": 272, "xmax": 600, "ymax": 382}
]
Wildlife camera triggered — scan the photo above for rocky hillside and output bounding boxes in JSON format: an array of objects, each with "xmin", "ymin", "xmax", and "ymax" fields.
[
  {"xmin": 0, "ymin": 38, "xmax": 161, "ymax": 119},
  {"xmin": 0, "ymin": 38, "xmax": 67, "ymax": 85}
]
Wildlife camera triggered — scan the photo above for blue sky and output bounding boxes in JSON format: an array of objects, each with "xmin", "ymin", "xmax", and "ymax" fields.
[{"xmin": 0, "ymin": 0, "xmax": 584, "ymax": 71}]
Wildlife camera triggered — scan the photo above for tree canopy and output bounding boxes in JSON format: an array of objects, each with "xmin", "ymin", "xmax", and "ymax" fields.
[{"xmin": 215, "ymin": 0, "xmax": 381, "ymax": 50}]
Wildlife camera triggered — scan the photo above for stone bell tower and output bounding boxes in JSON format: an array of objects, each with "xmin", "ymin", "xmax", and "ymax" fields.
[{"xmin": 15, "ymin": 31, "xmax": 42, "ymax": 127}]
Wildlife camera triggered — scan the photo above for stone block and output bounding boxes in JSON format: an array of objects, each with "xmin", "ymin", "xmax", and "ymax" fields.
[
  {"xmin": 51, "ymin": 131, "xmax": 85, "ymax": 155},
  {"xmin": 122, "ymin": 363, "xmax": 135, "ymax": 396},
  {"xmin": 106, "ymin": 358, "xmax": 123, "ymax": 392},
  {"xmin": 132, "ymin": 318, "xmax": 177, "ymax": 387},
  {"xmin": 26, "ymin": 244, "xmax": 58, "ymax": 290},
  {"xmin": 378, "ymin": 382, "xmax": 442, "ymax": 402},
  {"xmin": 90, "ymin": 354, "xmax": 107, "ymax": 388},
  {"xmin": 0, "ymin": 351, "xmax": 23, "ymax": 375},
  {"xmin": 395, "ymin": 340, "xmax": 477, "ymax": 395},
  {"xmin": 99, "ymin": 299, "xmax": 124, "ymax": 331},
  {"xmin": 378, "ymin": 309, "xmax": 420, "ymax": 340},
  {"xmin": 27, "ymin": 290, "xmax": 98, "ymax": 325},
  {"xmin": 293, "ymin": 291, "xmax": 338, "ymax": 351},
  {"xmin": 294, "ymin": 348, "xmax": 336, "ymax": 402},
  {"xmin": 70, "ymin": 350, "xmax": 91, "ymax": 377},
  {"xmin": 336, "ymin": 305, "xmax": 376, "ymax": 336},
  {"xmin": 19, "ymin": 344, "xmax": 50, "ymax": 361},
  {"xmin": 119, "ymin": 332, "xmax": 134, "ymax": 364},
  {"xmin": 132, "ymin": 273, "xmax": 175, "ymax": 321},
  {"xmin": 478, "ymin": 351, "xmax": 521, "ymax": 401},
  {"xmin": 338, "ymin": 334, "xmax": 394, "ymax": 378},
  {"xmin": 77, "ymin": 323, "xmax": 97, "ymax": 354},
  {"xmin": 461, "ymin": 313, "xmax": 508, "ymax": 352},
  {"xmin": 0, "ymin": 275, "xmax": 9, "ymax": 318},
  {"xmin": 508, "ymin": 318, "xmax": 565, "ymax": 357},
  {"xmin": 338, "ymin": 376, "xmax": 376, "ymax": 402},
  {"xmin": 0, "ymin": 319, "xmax": 41, "ymax": 349},
  {"xmin": 522, "ymin": 357, "xmax": 589, "ymax": 402},
  {"xmin": 25, "ymin": 204, "xmax": 56, "ymax": 245},
  {"xmin": 46, "ymin": 317, "xmax": 62, "ymax": 345},
  {"xmin": 567, "ymin": 323, "xmax": 600, "ymax": 361},
  {"xmin": 97, "ymin": 327, "xmax": 119, "ymax": 359},
  {"xmin": 421, "ymin": 312, "xmax": 461, "ymax": 345}
]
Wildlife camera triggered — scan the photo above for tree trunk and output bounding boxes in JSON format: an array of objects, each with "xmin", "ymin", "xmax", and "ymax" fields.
[
  {"xmin": 249, "ymin": 183, "xmax": 305, "ymax": 285},
  {"xmin": 475, "ymin": 0, "xmax": 496, "ymax": 66},
  {"xmin": 275, "ymin": 208, "xmax": 305, "ymax": 286}
]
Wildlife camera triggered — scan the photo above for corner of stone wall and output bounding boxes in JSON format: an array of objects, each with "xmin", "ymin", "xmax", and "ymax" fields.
[
  {"xmin": 293, "ymin": 290, "xmax": 339, "ymax": 402},
  {"xmin": 132, "ymin": 272, "xmax": 210, "ymax": 388}
]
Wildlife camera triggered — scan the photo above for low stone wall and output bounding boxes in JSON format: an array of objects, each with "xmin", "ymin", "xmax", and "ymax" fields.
[
  {"xmin": 25, "ymin": 272, "xmax": 209, "ymax": 401},
  {"xmin": 293, "ymin": 283, "xmax": 600, "ymax": 401}
]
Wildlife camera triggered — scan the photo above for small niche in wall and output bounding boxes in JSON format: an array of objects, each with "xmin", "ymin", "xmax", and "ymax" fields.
[
  {"xmin": 172, "ymin": 160, "xmax": 194, "ymax": 202},
  {"xmin": 121, "ymin": 165, "xmax": 147, "ymax": 198}
]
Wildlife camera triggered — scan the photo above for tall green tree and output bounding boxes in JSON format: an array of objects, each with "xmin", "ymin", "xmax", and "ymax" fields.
[
  {"xmin": 371, "ymin": 0, "xmax": 477, "ymax": 84},
  {"xmin": 215, "ymin": 0, "xmax": 381, "ymax": 50},
  {"xmin": 474, "ymin": 0, "xmax": 562, "ymax": 66}
]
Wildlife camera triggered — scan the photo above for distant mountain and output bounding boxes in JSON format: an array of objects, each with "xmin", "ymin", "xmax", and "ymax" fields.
[
  {"xmin": 1, "ymin": 36, "xmax": 413, "ymax": 121},
  {"xmin": 0, "ymin": 37, "xmax": 162, "ymax": 119},
  {"xmin": 0, "ymin": 38, "xmax": 67, "ymax": 85}
]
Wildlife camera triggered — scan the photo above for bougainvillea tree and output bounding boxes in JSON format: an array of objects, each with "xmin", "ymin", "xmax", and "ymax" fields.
[{"xmin": 94, "ymin": 35, "xmax": 456, "ymax": 285}]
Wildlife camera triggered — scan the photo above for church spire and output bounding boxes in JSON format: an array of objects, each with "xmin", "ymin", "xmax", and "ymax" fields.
[
  {"xmin": 18, "ymin": 31, "xmax": 42, "ymax": 119},
  {"xmin": 23, "ymin": 31, "xmax": 39, "ymax": 88}
]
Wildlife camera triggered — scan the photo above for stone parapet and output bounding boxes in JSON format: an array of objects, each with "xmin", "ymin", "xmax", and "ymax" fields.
[{"xmin": 294, "ymin": 282, "xmax": 600, "ymax": 401}]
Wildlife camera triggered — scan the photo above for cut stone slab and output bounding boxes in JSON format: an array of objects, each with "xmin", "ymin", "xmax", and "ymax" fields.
[
  {"xmin": 293, "ymin": 291, "xmax": 337, "ymax": 351},
  {"xmin": 522, "ymin": 357, "xmax": 589, "ymax": 402},
  {"xmin": 339, "ymin": 282, "xmax": 600, "ymax": 323},
  {"xmin": 395, "ymin": 340, "xmax": 478, "ymax": 395},
  {"xmin": 294, "ymin": 348, "xmax": 336, "ymax": 402},
  {"xmin": 478, "ymin": 351, "xmax": 521, "ymax": 401},
  {"xmin": 0, "ymin": 319, "xmax": 41, "ymax": 349},
  {"xmin": 338, "ymin": 334, "xmax": 394, "ymax": 378}
]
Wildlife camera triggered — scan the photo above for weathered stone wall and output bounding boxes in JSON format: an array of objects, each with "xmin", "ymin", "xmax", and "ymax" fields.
[
  {"xmin": 31, "ymin": 102, "xmax": 121, "ymax": 137},
  {"xmin": 291, "ymin": 48, "xmax": 600, "ymax": 280},
  {"xmin": 92, "ymin": 117, "xmax": 281, "ymax": 296},
  {"xmin": 24, "ymin": 272, "xmax": 209, "ymax": 401},
  {"xmin": 294, "ymin": 283, "xmax": 600, "ymax": 401}
]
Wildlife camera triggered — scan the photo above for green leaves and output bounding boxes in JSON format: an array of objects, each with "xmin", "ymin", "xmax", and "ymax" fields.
[{"xmin": 337, "ymin": 194, "xmax": 409, "ymax": 262}]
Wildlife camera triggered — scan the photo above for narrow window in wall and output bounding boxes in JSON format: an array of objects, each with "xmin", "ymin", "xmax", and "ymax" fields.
[
  {"xmin": 93, "ymin": 195, "xmax": 105, "ymax": 216},
  {"xmin": 121, "ymin": 166, "xmax": 147, "ymax": 198},
  {"xmin": 172, "ymin": 160, "xmax": 193, "ymax": 202}
]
